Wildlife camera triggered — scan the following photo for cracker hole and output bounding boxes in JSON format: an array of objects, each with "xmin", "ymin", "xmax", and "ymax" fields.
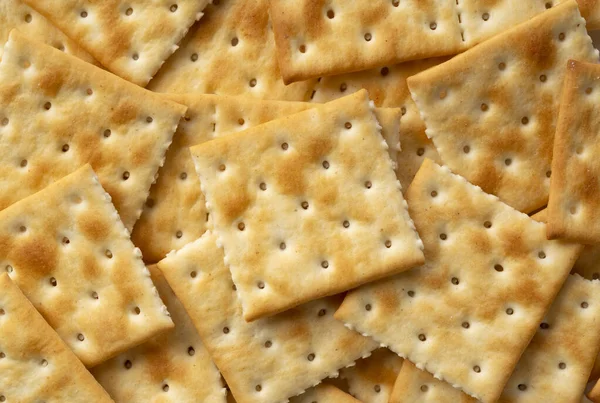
[
  {"xmin": 80, "ymin": 11, "xmax": 88, "ymax": 18},
  {"xmin": 132, "ymin": 53, "xmax": 139, "ymax": 61},
  {"xmin": 238, "ymin": 222, "xmax": 245, "ymax": 231},
  {"xmin": 576, "ymin": 146, "xmax": 584, "ymax": 155},
  {"xmin": 133, "ymin": 306, "xmax": 141, "ymax": 315},
  {"xmin": 176, "ymin": 230, "xmax": 183, "ymax": 239},
  {"xmin": 484, "ymin": 221, "xmax": 492, "ymax": 228},
  {"xmin": 0, "ymin": 352, "xmax": 4, "ymax": 358},
  {"xmin": 538, "ymin": 251, "xmax": 546, "ymax": 259},
  {"xmin": 581, "ymin": 301, "xmax": 589, "ymax": 309},
  {"xmin": 392, "ymin": 0, "xmax": 400, "ymax": 6},
  {"xmin": 19, "ymin": 225, "xmax": 26, "ymax": 232},
  {"xmin": 44, "ymin": 102, "xmax": 52, "ymax": 110},
  {"xmin": 25, "ymin": 13, "xmax": 32, "ymax": 23},
  {"xmin": 494, "ymin": 264, "xmax": 504, "ymax": 272},
  {"xmin": 62, "ymin": 236, "xmax": 70, "ymax": 245},
  {"xmin": 125, "ymin": 7, "xmax": 133, "ymax": 15},
  {"xmin": 586, "ymin": 87, "xmax": 593, "ymax": 94},
  {"xmin": 430, "ymin": 190, "xmax": 438, "ymax": 197},
  {"xmin": 365, "ymin": 304, "xmax": 372, "ymax": 311},
  {"xmin": 439, "ymin": 90, "xmax": 447, "ymax": 99},
  {"xmin": 49, "ymin": 277, "xmax": 57, "ymax": 287},
  {"xmin": 255, "ymin": 385, "xmax": 262, "ymax": 392},
  {"xmin": 301, "ymin": 201, "xmax": 309, "ymax": 210},
  {"xmin": 594, "ymin": 273, "xmax": 600, "ymax": 280},
  {"xmin": 482, "ymin": 12, "xmax": 489, "ymax": 21},
  {"xmin": 546, "ymin": 170, "xmax": 552, "ymax": 178},
  {"xmin": 41, "ymin": 359, "xmax": 48, "ymax": 367},
  {"xmin": 180, "ymin": 172, "xmax": 187, "ymax": 180},
  {"xmin": 5, "ymin": 265, "xmax": 12, "ymax": 273},
  {"xmin": 0, "ymin": 308, "xmax": 4, "ymax": 315},
  {"xmin": 430, "ymin": 22, "xmax": 437, "ymax": 30},
  {"xmin": 365, "ymin": 181, "xmax": 372, "ymax": 189},
  {"xmin": 279, "ymin": 242, "xmax": 286, "ymax": 250},
  {"xmin": 451, "ymin": 277, "xmax": 459, "ymax": 285},
  {"xmin": 498, "ymin": 62, "xmax": 506, "ymax": 70},
  {"xmin": 504, "ymin": 158, "xmax": 512, "ymax": 166},
  {"xmin": 219, "ymin": 164, "xmax": 226, "ymax": 171},
  {"xmin": 558, "ymin": 362, "xmax": 566, "ymax": 369},
  {"xmin": 408, "ymin": 290, "xmax": 415, "ymax": 297},
  {"xmin": 124, "ymin": 360, "xmax": 132, "ymax": 369},
  {"xmin": 364, "ymin": 33, "xmax": 372, "ymax": 42},
  {"xmin": 322, "ymin": 160, "xmax": 330, "ymax": 169},
  {"xmin": 86, "ymin": 88, "xmax": 93, "ymax": 96},
  {"xmin": 190, "ymin": 53, "xmax": 198, "ymax": 62},
  {"xmin": 373, "ymin": 384, "xmax": 381, "ymax": 393},
  {"xmin": 190, "ymin": 271, "xmax": 197, "ymax": 278},
  {"xmin": 163, "ymin": 384, "xmax": 169, "ymax": 392},
  {"xmin": 345, "ymin": 122, "xmax": 352, "ymax": 129},
  {"xmin": 187, "ymin": 346, "xmax": 195, "ymax": 356},
  {"xmin": 343, "ymin": 220, "xmax": 350, "ymax": 228},
  {"xmin": 77, "ymin": 333, "xmax": 85, "ymax": 341},
  {"xmin": 439, "ymin": 233, "xmax": 447, "ymax": 240},
  {"xmin": 249, "ymin": 78, "xmax": 257, "ymax": 87},
  {"xmin": 321, "ymin": 260, "xmax": 329, "ymax": 269},
  {"xmin": 558, "ymin": 32, "xmax": 565, "ymax": 41},
  {"xmin": 122, "ymin": 171, "xmax": 130, "ymax": 180},
  {"xmin": 299, "ymin": 44, "xmax": 306, "ymax": 53},
  {"xmin": 259, "ymin": 182, "xmax": 267, "ymax": 191},
  {"xmin": 146, "ymin": 116, "xmax": 153, "ymax": 123},
  {"xmin": 417, "ymin": 147, "xmax": 425, "ymax": 156},
  {"xmin": 340, "ymin": 83, "xmax": 347, "ymax": 92},
  {"xmin": 420, "ymin": 385, "xmax": 428, "ymax": 392},
  {"xmin": 539, "ymin": 74, "xmax": 547, "ymax": 82},
  {"xmin": 91, "ymin": 291, "xmax": 98, "ymax": 299},
  {"xmin": 401, "ymin": 107, "xmax": 407, "ymax": 115},
  {"xmin": 462, "ymin": 321, "xmax": 470, "ymax": 329},
  {"xmin": 545, "ymin": 2, "xmax": 552, "ymax": 8},
  {"xmin": 540, "ymin": 322, "xmax": 549, "ymax": 329},
  {"xmin": 385, "ymin": 240, "xmax": 392, "ymax": 248},
  {"xmin": 473, "ymin": 365, "xmax": 481, "ymax": 373},
  {"xmin": 480, "ymin": 103, "xmax": 488, "ymax": 111},
  {"xmin": 103, "ymin": 129, "xmax": 111, "ymax": 138},
  {"xmin": 281, "ymin": 142, "xmax": 289, "ymax": 150},
  {"xmin": 327, "ymin": 9, "xmax": 335, "ymax": 18},
  {"xmin": 318, "ymin": 309, "xmax": 326, "ymax": 317},
  {"xmin": 257, "ymin": 281, "xmax": 265, "ymax": 289},
  {"xmin": 170, "ymin": 4, "xmax": 178, "ymax": 12},
  {"xmin": 521, "ymin": 117, "xmax": 529, "ymax": 125},
  {"xmin": 381, "ymin": 67, "xmax": 389, "ymax": 76},
  {"xmin": 62, "ymin": 144, "xmax": 70, "ymax": 152},
  {"xmin": 223, "ymin": 326, "xmax": 230, "ymax": 334},
  {"xmin": 506, "ymin": 308, "xmax": 514, "ymax": 315},
  {"xmin": 105, "ymin": 249, "xmax": 113, "ymax": 259},
  {"xmin": 518, "ymin": 384, "xmax": 527, "ymax": 391},
  {"xmin": 264, "ymin": 340, "xmax": 272, "ymax": 348},
  {"xmin": 1, "ymin": 118, "xmax": 8, "ymax": 126},
  {"xmin": 307, "ymin": 353, "xmax": 315, "ymax": 361},
  {"xmin": 418, "ymin": 333, "xmax": 426, "ymax": 341}
]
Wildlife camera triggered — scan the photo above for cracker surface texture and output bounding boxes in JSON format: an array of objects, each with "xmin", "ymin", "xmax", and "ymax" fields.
[
  {"xmin": 0, "ymin": 273, "xmax": 113, "ymax": 402},
  {"xmin": 0, "ymin": 30, "xmax": 186, "ymax": 231},
  {"xmin": 157, "ymin": 231, "xmax": 378, "ymax": 403},
  {"xmin": 548, "ymin": 60, "xmax": 600, "ymax": 243},
  {"xmin": 190, "ymin": 90, "xmax": 424, "ymax": 321},
  {"xmin": 21, "ymin": 0, "xmax": 208, "ymax": 86},
  {"xmin": 149, "ymin": 0, "xmax": 314, "ymax": 100},
  {"xmin": 289, "ymin": 383, "xmax": 361, "ymax": 403},
  {"xmin": 408, "ymin": 0, "xmax": 598, "ymax": 213},
  {"xmin": 270, "ymin": 0, "xmax": 551, "ymax": 82},
  {"xmin": 0, "ymin": 165, "xmax": 174, "ymax": 367},
  {"xmin": 92, "ymin": 265, "xmax": 225, "ymax": 402},
  {"xmin": 335, "ymin": 160, "xmax": 582, "ymax": 402}
]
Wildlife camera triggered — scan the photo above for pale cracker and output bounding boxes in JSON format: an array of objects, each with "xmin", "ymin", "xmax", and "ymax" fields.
[
  {"xmin": 132, "ymin": 94, "xmax": 401, "ymax": 263},
  {"xmin": 270, "ymin": 0, "xmax": 551, "ymax": 83},
  {"xmin": 92, "ymin": 265, "xmax": 225, "ymax": 402},
  {"xmin": 22, "ymin": 0, "xmax": 208, "ymax": 86},
  {"xmin": 340, "ymin": 347, "xmax": 404, "ymax": 403},
  {"xmin": 389, "ymin": 360, "xmax": 476, "ymax": 403},
  {"xmin": 548, "ymin": 60, "xmax": 600, "ymax": 243},
  {"xmin": 335, "ymin": 159, "xmax": 583, "ymax": 402},
  {"xmin": 289, "ymin": 384, "xmax": 361, "ymax": 403},
  {"xmin": 0, "ymin": 165, "xmax": 174, "ymax": 367},
  {"xmin": 190, "ymin": 90, "xmax": 424, "ymax": 321},
  {"xmin": 407, "ymin": 0, "xmax": 598, "ymax": 213},
  {"xmin": 0, "ymin": 273, "xmax": 113, "ymax": 402},
  {"xmin": 0, "ymin": 30, "xmax": 186, "ymax": 231},
  {"xmin": 310, "ymin": 58, "xmax": 444, "ymax": 188},
  {"xmin": 157, "ymin": 231, "xmax": 378, "ymax": 403},
  {"xmin": 149, "ymin": 0, "xmax": 314, "ymax": 101},
  {"xmin": 0, "ymin": 0, "xmax": 95, "ymax": 63}
]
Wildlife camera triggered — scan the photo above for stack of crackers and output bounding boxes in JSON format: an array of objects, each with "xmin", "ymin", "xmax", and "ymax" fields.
[{"xmin": 2, "ymin": 0, "xmax": 600, "ymax": 402}]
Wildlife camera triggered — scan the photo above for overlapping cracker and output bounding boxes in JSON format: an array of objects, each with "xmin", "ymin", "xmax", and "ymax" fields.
[
  {"xmin": 22, "ymin": 0, "xmax": 208, "ymax": 86},
  {"xmin": 0, "ymin": 165, "xmax": 174, "ymax": 367},
  {"xmin": 270, "ymin": 0, "xmax": 551, "ymax": 83},
  {"xmin": 310, "ymin": 58, "xmax": 444, "ymax": 188},
  {"xmin": 0, "ymin": 0, "xmax": 94, "ymax": 63},
  {"xmin": 335, "ymin": 160, "xmax": 583, "ymax": 402},
  {"xmin": 149, "ymin": 0, "xmax": 314, "ymax": 100},
  {"xmin": 0, "ymin": 273, "xmax": 113, "ymax": 402},
  {"xmin": 92, "ymin": 265, "xmax": 225, "ymax": 402},
  {"xmin": 573, "ymin": 0, "xmax": 600, "ymax": 29},
  {"xmin": 0, "ymin": 30, "xmax": 186, "ymax": 231},
  {"xmin": 289, "ymin": 384, "xmax": 361, "ymax": 403},
  {"xmin": 408, "ymin": 0, "xmax": 598, "ymax": 213},
  {"xmin": 340, "ymin": 347, "xmax": 404, "ymax": 403},
  {"xmin": 548, "ymin": 60, "xmax": 600, "ymax": 243},
  {"xmin": 132, "ymin": 94, "xmax": 401, "ymax": 263},
  {"xmin": 190, "ymin": 90, "xmax": 424, "ymax": 320},
  {"xmin": 157, "ymin": 231, "xmax": 378, "ymax": 403}
]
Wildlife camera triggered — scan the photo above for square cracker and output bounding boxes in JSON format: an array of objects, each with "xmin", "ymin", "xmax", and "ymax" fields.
[
  {"xmin": 92, "ymin": 265, "xmax": 226, "ymax": 402},
  {"xmin": 548, "ymin": 60, "xmax": 600, "ymax": 243},
  {"xmin": 340, "ymin": 347, "xmax": 404, "ymax": 403},
  {"xmin": 190, "ymin": 90, "xmax": 424, "ymax": 321},
  {"xmin": 0, "ymin": 273, "xmax": 113, "ymax": 402},
  {"xmin": 391, "ymin": 275, "xmax": 600, "ymax": 403},
  {"xmin": 0, "ymin": 30, "xmax": 186, "ymax": 231},
  {"xmin": 149, "ymin": 0, "xmax": 314, "ymax": 101},
  {"xmin": 21, "ymin": 0, "xmax": 208, "ymax": 86},
  {"xmin": 407, "ymin": 0, "xmax": 598, "ymax": 213},
  {"xmin": 310, "ymin": 57, "xmax": 445, "ymax": 189},
  {"xmin": 270, "ymin": 0, "xmax": 551, "ymax": 83},
  {"xmin": 157, "ymin": 231, "xmax": 378, "ymax": 403},
  {"xmin": 335, "ymin": 159, "xmax": 582, "ymax": 402},
  {"xmin": 289, "ymin": 384, "xmax": 361, "ymax": 403},
  {"xmin": 132, "ymin": 93, "xmax": 401, "ymax": 263},
  {"xmin": 0, "ymin": 0, "xmax": 95, "ymax": 63},
  {"xmin": 0, "ymin": 164, "xmax": 174, "ymax": 367}
]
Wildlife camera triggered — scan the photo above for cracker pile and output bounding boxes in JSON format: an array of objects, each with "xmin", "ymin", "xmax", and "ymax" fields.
[{"xmin": 2, "ymin": 0, "xmax": 600, "ymax": 402}]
